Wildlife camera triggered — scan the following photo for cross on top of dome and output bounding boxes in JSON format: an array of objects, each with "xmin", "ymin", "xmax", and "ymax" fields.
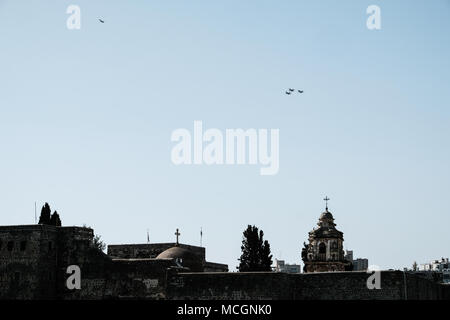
[{"xmin": 323, "ymin": 196, "xmax": 330, "ymax": 210}]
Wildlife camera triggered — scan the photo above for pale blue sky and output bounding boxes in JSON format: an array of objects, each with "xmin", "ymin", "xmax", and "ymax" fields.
[{"xmin": 0, "ymin": 0, "xmax": 449, "ymax": 270}]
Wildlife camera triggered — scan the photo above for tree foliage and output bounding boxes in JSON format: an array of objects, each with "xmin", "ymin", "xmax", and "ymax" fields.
[
  {"xmin": 38, "ymin": 203, "xmax": 62, "ymax": 226},
  {"xmin": 301, "ymin": 242, "xmax": 309, "ymax": 272},
  {"xmin": 93, "ymin": 234, "xmax": 106, "ymax": 252},
  {"xmin": 50, "ymin": 211, "xmax": 62, "ymax": 226},
  {"xmin": 238, "ymin": 225, "xmax": 273, "ymax": 272},
  {"xmin": 38, "ymin": 203, "xmax": 51, "ymax": 225}
]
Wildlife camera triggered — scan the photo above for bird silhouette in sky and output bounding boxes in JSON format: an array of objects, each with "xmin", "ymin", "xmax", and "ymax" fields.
[
  {"xmin": 285, "ymin": 91, "xmax": 292, "ymax": 95},
  {"xmin": 298, "ymin": 90, "xmax": 304, "ymax": 93},
  {"xmin": 99, "ymin": 19, "xmax": 105, "ymax": 23},
  {"xmin": 288, "ymin": 88, "xmax": 294, "ymax": 92}
]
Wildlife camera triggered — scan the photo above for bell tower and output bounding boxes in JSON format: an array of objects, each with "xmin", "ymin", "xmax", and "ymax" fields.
[{"xmin": 301, "ymin": 197, "xmax": 351, "ymax": 272}]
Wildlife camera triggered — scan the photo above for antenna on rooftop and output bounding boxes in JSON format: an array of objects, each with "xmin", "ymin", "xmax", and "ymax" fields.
[
  {"xmin": 34, "ymin": 201, "xmax": 37, "ymax": 224},
  {"xmin": 200, "ymin": 227, "xmax": 203, "ymax": 247}
]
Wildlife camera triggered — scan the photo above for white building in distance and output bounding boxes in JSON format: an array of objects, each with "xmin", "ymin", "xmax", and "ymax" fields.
[
  {"xmin": 274, "ymin": 259, "xmax": 301, "ymax": 274},
  {"xmin": 418, "ymin": 258, "xmax": 450, "ymax": 284},
  {"xmin": 344, "ymin": 250, "xmax": 369, "ymax": 271}
]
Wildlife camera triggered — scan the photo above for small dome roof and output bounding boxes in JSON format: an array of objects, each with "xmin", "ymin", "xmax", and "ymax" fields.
[
  {"xmin": 156, "ymin": 246, "xmax": 203, "ymax": 272},
  {"xmin": 156, "ymin": 246, "xmax": 195, "ymax": 260},
  {"xmin": 320, "ymin": 210, "xmax": 334, "ymax": 220},
  {"xmin": 309, "ymin": 208, "xmax": 343, "ymax": 239}
]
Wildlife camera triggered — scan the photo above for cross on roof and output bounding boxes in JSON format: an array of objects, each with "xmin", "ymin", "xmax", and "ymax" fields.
[
  {"xmin": 175, "ymin": 228, "xmax": 180, "ymax": 245},
  {"xmin": 323, "ymin": 196, "xmax": 330, "ymax": 210}
]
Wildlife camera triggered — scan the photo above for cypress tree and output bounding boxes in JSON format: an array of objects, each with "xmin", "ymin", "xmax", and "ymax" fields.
[
  {"xmin": 50, "ymin": 211, "xmax": 62, "ymax": 226},
  {"xmin": 38, "ymin": 203, "xmax": 51, "ymax": 225}
]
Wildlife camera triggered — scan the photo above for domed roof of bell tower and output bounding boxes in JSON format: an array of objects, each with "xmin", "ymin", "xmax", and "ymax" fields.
[
  {"xmin": 318, "ymin": 208, "xmax": 336, "ymax": 228},
  {"xmin": 308, "ymin": 197, "xmax": 343, "ymax": 239},
  {"xmin": 320, "ymin": 209, "xmax": 333, "ymax": 220}
]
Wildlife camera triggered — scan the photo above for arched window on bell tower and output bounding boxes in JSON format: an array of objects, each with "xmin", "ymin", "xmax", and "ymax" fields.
[{"xmin": 319, "ymin": 242, "xmax": 326, "ymax": 254}]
